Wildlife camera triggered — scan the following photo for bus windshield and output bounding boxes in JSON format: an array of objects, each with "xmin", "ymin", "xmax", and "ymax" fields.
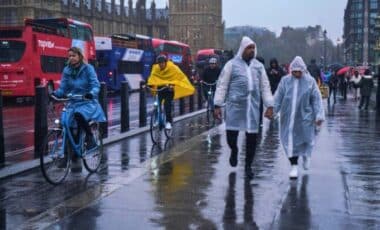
[
  {"xmin": 163, "ymin": 43, "xmax": 183, "ymax": 54},
  {"xmin": 0, "ymin": 40, "xmax": 26, "ymax": 62}
]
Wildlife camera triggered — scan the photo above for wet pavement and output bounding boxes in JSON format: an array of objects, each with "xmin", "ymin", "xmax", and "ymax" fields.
[{"xmin": 1, "ymin": 93, "xmax": 380, "ymax": 229}]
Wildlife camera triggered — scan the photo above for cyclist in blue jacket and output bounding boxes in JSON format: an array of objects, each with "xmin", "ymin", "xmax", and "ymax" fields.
[{"xmin": 52, "ymin": 47, "xmax": 106, "ymax": 171}]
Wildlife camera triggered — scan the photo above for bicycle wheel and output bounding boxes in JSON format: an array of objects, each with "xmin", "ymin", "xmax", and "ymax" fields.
[
  {"xmin": 40, "ymin": 129, "xmax": 70, "ymax": 185},
  {"xmin": 150, "ymin": 110, "xmax": 161, "ymax": 144},
  {"xmin": 83, "ymin": 122, "xmax": 103, "ymax": 173}
]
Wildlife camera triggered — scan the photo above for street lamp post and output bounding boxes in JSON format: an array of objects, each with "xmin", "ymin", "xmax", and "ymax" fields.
[
  {"xmin": 337, "ymin": 37, "xmax": 341, "ymax": 63},
  {"xmin": 323, "ymin": 30, "xmax": 327, "ymax": 70}
]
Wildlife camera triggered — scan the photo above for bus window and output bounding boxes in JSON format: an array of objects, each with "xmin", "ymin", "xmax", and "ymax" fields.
[
  {"xmin": 163, "ymin": 43, "xmax": 183, "ymax": 54},
  {"xmin": 40, "ymin": 55, "xmax": 67, "ymax": 73},
  {"xmin": 0, "ymin": 30, "xmax": 22, "ymax": 38},
  {"xmin": 0, "ymin": 40, "xmax": 26, "ymax": 62},
  {"xmin": 117, "ymin": 61, "xmax": 143, "ymax": 74},
  {"xmin": 69, "ymin": 24, "xmax": 92, "ymax": 41}
]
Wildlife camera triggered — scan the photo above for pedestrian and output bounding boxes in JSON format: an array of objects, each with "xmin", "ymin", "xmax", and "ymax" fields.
[
  {"xmin": 328, "ymin": 70, "xmax": 339, "ymax": 104},
  {"xmin": 358, "ymin": 69, "xmax": 374, "ymax": 110},
  {"xmin": 307, "ymin": 59, "xmax": 322, "ymax": 86},
  {"xmin": 377, "ymin": 66, "xmax": 380, "ymax": 113},
  {"xmin": 267, "ymin": 58, "xmax": 286, "ymax": 94},
  {"xmin": 213, "ymin": 36, "xmax": 274, "ymax": 179},
  {"xmin": 350, "ymin": 70, "xmax": 361, "ymax": 100},
  {"xmin": 273, "ymin": 56, "xmax": 325, "ymax": 179},
  {"xmin": 147, "ymin": 54, "xmax": 195, "ymax": 129},
  {"xmin": 52, "ymin": 47, "xmax": 107, "ymax": 172}
]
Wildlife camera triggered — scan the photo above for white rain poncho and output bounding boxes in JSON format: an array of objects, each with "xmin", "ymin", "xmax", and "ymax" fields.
[
  {"xmin": 274, "ymin": 56, "xmax": 325, "ymax": 157},
  {"xmin": 214, "ymin": 36, "xmax": 273, "ymax": 133}
]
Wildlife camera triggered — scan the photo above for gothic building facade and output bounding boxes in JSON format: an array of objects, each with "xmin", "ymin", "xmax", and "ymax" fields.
[
  {"xmin": 0, "ymin": 0, "xmax": 169, "ymax": 38},
  {"xmin": 168, "ymin": 0, "xmax": 224, "ymax": 55}
]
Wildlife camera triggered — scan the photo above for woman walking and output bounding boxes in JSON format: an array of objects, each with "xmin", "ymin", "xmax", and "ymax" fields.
[{"xmin": 273, "ymin": 56, "xmax": 325, "ymax": 179}]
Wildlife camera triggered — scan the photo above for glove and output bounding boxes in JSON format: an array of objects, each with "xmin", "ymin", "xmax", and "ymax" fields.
[{"xmin": 84, "ymin": 93, "xmax": 94, "ymax": 100}]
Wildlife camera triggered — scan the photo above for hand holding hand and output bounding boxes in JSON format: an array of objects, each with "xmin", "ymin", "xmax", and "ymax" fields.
[
  {"xmin": 315, "ymin": 120, "xmax": 323, "ymax": 126},
  {"xmin": 264, "ymin": 107, "xmax": 274, "ymax": 119},
  {"xmin": 214, "ymin": 107, "xmax": 222, "ymax": 121}
]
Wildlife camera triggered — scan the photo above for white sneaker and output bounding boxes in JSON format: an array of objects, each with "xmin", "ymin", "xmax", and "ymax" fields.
[
  {"xmin": 303, "ymin": 156, "xmax": 310, "ymax": 170},
  {"xmin": 165, "ymin": 122, "xmax": 172, "ymax": 129},
  {"xmin": 289, "ymin": 165, "xmax": 298, "ymax": 179}
]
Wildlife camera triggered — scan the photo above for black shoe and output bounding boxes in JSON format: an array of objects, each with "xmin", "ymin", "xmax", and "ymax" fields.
[
  {"xmin": 71, "ymin": 160, "xmax": 82, "ymax": 173},
  {"xmin": 57, "ymin": 157, "xmax": 67, "ymax": 168},
  {"xmin": 245, "ymin": 165, "xmax": 253, "ymax": 179},
  {"xmin": 229, "ymin": 149, "xmax": 238, "ymax": 167}
]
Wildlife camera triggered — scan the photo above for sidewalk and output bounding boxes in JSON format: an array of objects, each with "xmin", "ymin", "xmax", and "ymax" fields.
[{"xmin": 0, "ymin": 109, "xmax": 206, "ymax": 180}]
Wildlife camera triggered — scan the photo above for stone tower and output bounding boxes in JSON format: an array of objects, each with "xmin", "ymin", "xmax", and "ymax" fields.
[{"xmin": 169, "ymin": 0, "xmax": 224, "ymax": 55}]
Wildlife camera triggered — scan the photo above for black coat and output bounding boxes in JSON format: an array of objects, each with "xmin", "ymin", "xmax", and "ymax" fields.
[{"xmin": 359, "ymin": 75, "xmax": 374, "ymax": 97}]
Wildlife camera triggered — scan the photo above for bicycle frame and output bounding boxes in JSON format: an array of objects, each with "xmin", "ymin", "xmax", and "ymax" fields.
[
  {"xmin": 152, "ymin": 93, "xmax": 166, "ymax": 129},
  {"xmin": 51, "ymin": 95, "xmax": 92, "ymax": 158}
]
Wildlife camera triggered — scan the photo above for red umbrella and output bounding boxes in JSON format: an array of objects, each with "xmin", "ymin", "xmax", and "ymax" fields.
[{"xmin": 336, "ymin": 66, "xmax": 352, "ymax": 76}]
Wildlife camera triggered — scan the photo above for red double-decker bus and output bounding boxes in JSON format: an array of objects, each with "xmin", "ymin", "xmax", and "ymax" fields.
[
  {"xmin": 0, "ymin": 18, "xmax": 96, "ymax": 97},
  {"xmin": 152, "ymin": 38, "xmax": 192, "ymax": 78}
]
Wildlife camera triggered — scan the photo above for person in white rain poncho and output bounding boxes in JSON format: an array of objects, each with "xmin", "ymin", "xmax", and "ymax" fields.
[
  {"xmin": 214, "ymin": 36, "xmax": 274, "ymax": 179},
  {"xmin": 273, "ymin": 56, "xmax": 325, "ymax": 179}
]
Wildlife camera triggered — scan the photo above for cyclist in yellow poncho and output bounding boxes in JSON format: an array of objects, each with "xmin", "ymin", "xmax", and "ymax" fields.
[{"xmin": 147, "ymin": 55, "xmax": 195, "ymax": 129}]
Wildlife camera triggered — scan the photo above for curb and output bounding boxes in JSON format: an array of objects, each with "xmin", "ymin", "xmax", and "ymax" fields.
[{"xmin": 0, "ymin": 109, "xmax": 206, "ymax": 180}]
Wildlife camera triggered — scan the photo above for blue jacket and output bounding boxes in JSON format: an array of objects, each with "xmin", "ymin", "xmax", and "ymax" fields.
[{"xmin": 55, "ymin": 63, "xmax": 106, "ymax": 123}]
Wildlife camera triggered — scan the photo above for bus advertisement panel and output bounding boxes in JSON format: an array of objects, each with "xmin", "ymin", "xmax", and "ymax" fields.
[
  {"xmin": 95, "ymin": 34, "xmax": 155, "ymax": 91},
  {"xmin": 0, "ymin": 18, "xmax": 96, "ymax": 97}
]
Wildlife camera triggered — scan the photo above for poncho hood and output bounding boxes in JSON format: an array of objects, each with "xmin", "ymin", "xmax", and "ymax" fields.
[
  {"xmin": 289, "ymin": 56, "xmax": 308, "ymax": 74},
  {"xmin": 236, "ymin": 36, "xmax": 257, "ymax": 59}
]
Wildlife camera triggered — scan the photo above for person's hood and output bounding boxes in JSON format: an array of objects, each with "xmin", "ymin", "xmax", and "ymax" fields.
[
  {"xmin": 236, "ymin": 36, "xmax": 257, "ymax": 59},
  {"xmin": 362, "ymin": 75, "xmax": 373, "ymax": 79},
  {"xmin": 269, "ymin": 58, "xmax": 278, "ymax": 67},
  {"xmin": 289, "ymin": 56, "xmax": 307, "ymax": 74}
]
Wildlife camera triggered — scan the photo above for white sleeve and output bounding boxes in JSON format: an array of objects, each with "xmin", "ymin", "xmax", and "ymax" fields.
[
  {"xmin": 259, "ymin": 65, "xmax": 274, "ymax": 107},
  {"xmin": 214, "ymin": 61, "xmax": 233, "ymax": 106}
]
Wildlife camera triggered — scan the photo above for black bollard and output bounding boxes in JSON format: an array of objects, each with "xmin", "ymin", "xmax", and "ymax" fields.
[
  {"xmin": 179, "ymin": 98, "xmax": 185, "ymax": 115},
  {"xmin": 139, "ymin": 81, "xmax": 147, "ymax": 127},
  {"xmin": 189, "ymin": 93, "xmax": 194, "ymax": 112},
  {"xmin": 34, "ymin": 86, "xmax": 48, "ymax": 158},
  {"xmin": 120, "ymin": 81, "xmax": 130, "ymax": 132},
  {"xmin": 0, "ymin": 91, "xmax": 4, "ymax": 165},
  {"xmin": 99, "ymin": 82, "xmax": 108, "ymax": 138},
  {"xmin": 197, "ymin": 83, "xmax": 203, "ymax": 110}
]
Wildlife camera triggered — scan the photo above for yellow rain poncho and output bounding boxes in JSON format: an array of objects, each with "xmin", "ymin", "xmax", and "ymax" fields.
[{"xmin": 147, "ymin": 61, "xmax": 195, "ymax": 99}]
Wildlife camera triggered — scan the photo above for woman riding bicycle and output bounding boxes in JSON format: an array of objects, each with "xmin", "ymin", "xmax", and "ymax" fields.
[
  {"xmin": 51, "ymin": 47, "xmax": 106, "ymax": 171},
  {"xmin": 147, "ymin": 54, "xmax": 195, "ymax": 129}
]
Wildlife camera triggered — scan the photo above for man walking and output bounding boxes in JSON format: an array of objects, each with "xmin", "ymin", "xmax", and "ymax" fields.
[{"xmin": 213, "ymin": 36, "xmax": 274, "ymax": 179}]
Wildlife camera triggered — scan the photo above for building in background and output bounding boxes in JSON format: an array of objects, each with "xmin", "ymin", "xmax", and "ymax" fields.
[
  {"xmin": 344, "ymin": 0, "xmax": 380, "ymax": 66},
  {"xmin": 169, "ymin": 0, "xmax": 224, "ymax": 55},
  {"xmin": 0, "ymin": 0, "xmax": 169, "ymax": 39}
]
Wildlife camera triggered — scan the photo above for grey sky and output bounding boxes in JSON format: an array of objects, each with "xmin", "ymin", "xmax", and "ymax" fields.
[{"xmin": 145, "ymin": 0, "xmax": 347, "ymax": 43}]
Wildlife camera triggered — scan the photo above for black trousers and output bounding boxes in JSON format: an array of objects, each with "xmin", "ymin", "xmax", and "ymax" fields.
[
  {"xmin": 158, "ymin": 88, "xmax": 174, "ymax": 123},
  {"xmin": 328, "ymin": 87, "xmax": 337, "ymax": 103},
  {"xmin": 226, "ymin": 130, "xmax": 257, "ymax": 166},
  {"xmin": 289, "ymin": 156, "xmax": 298, "ymax": 165},
  {"xmin": 359, "ymin": 96, "xmax": 370, "ymax": 109}
]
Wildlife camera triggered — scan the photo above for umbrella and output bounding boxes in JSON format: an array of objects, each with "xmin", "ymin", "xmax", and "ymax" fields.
[
  {"xmin": 329, "ymin": 63, "xmax": 344, "ymax": 71},
  {"xmin": 336, "ymin": 66, "xmax": 352, "ymax": 76}
]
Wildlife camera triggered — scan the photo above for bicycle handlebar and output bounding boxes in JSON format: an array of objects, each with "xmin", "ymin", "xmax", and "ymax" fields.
[
  {"xmin": 50, "ymin": 94, "xmax": 86, "ymax": 102},
  {"xmin": 201, "ymin": 81, "xmax": 217, "ymax": 86},
  {"xmin": 145, "ymin": 85, "xmax": 173, "ymax": 92}
]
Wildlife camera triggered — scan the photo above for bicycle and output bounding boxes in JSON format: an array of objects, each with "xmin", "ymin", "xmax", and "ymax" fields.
[
  {"xmin": 146, "ymin": 85, "xmax": 174, "ymax": 145},
  {"xmin": 201, "ymin": 81, "xmax": 217, "ymax": 123},
  {"xmin": 40, "ymin": 94, "xmax": 104, "ymax": 185}
]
